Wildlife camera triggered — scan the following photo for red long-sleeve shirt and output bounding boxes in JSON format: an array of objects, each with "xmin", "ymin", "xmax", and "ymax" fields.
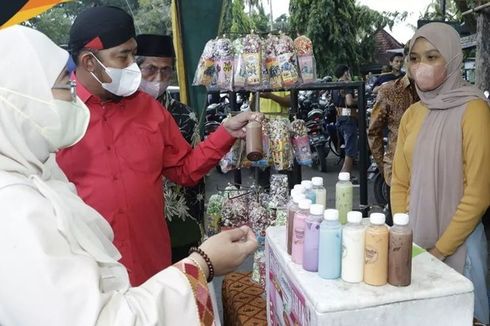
[{"xmin": 57, "ymin": 80, "xmax": 235, "ymax": 286}]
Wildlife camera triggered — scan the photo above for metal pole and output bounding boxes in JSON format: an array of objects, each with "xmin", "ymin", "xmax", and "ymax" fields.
[
  {"xmin": 230, "ymin": 91, "xmax": 242, "ymax": 187},
  {"xmin": 289, "ymin": 90, "xmax": 302, "ymax": 187},
  {"xmin": 440, "ymin": 0, "xmax": 446, "ymax": 20},
  {"xmin": 357, "ymin": 83, "xmax": 369, "ymax": 215},
  {"xmin": 269, "ymin": 0, "xmax": 274, "ymax": 32},
  {"xmin": 462, "ymin": 2, "xmax": 490, "ymax": 16}
]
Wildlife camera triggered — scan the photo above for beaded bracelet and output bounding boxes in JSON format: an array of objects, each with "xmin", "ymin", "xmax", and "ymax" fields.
[{"xmin": 189, "ymin": 247, "xmax": 215, "ymax": 283}]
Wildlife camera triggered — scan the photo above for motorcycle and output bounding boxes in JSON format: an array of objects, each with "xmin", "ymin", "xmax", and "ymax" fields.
[{"xmin": 298, "ymin": 90, "xmax": 329, "ymax": 172}]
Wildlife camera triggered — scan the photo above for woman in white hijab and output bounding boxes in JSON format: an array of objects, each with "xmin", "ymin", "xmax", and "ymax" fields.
[
  {"xmin": 391, "ymin": 22, "xmax": 490, "ymax": 324},
  {"xmin": 0, "ymin": 25, "xmax": 257, "ymax": 326}
]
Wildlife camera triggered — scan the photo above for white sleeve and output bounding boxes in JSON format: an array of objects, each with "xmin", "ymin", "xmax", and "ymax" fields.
[{"xmin": 0, "ymin": 186, "xmax": 200, "ymax": 326}]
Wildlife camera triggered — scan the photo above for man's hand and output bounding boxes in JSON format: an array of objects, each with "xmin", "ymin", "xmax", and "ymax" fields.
[
  {"xmin": 222, "ymin": 111, "xmax": 264, "ymax": 138},
  {"xmin": 259, "ymin": 92, "xmax": 272, "ymax": 99}
]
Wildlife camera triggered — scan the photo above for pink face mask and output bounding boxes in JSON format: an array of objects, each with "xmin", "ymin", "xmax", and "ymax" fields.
[{"xmin": 410, "ymin": 63, "xmax": 447, "ymax": 91}]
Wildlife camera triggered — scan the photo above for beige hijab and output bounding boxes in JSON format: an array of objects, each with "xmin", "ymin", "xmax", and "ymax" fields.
[{"xmin": 408, "ymin": 23, "xmax": 488, "ymax": 273}]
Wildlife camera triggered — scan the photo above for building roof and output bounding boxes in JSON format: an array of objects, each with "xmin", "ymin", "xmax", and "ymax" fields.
[
  {"xmin": 373, "ymin": 28, "xmax": 404, "ymax": 64},
  {"xmin": 361, "ymin": 29, "xmax": 404, "ymax": 74}
]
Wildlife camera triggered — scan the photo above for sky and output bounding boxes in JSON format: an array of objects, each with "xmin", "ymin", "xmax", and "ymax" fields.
[{"xmin": 265, "ymin": 0, "xmax": 434, "ymax": 43}]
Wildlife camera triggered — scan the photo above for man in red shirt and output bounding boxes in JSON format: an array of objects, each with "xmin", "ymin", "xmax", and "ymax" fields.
[{"xmin": 57, "ymin": 6, "xmax": 262, "ymax": 286}]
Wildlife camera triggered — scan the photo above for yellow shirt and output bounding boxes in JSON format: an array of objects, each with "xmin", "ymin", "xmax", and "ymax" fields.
[
  {"xmin": 259, "ymin": 91, "xmax": 289, "ymax": 116},
  {"xmin": 391, "ymin": 99, "xmax": 490, "ymax": 256}
]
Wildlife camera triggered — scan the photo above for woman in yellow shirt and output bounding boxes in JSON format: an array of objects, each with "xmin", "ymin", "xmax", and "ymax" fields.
[{"xmin": 391, "ymin": 23, "xmax": 490, "ymax": 323}]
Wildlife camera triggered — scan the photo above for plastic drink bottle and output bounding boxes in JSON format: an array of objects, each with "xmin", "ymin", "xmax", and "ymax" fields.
[
  {"xmin": 303, "ymin": 203, "xmax": 325, "ymax": 272},
  {"xmin": 341, "ymin": 211, "xmax": 366, "ymax": 283},
  {"xmin": 318, "ymin": 209, "xmax": 342, "ymax": 279}
]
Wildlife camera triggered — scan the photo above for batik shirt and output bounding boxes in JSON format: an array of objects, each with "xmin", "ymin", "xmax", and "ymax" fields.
[
  {"xmin": 367, "ymin": 75, "xmax": 419, "ymax": 186},
  {"xmin": 159, "ymin": 92, "xmax": 206, "ymax": 249}
]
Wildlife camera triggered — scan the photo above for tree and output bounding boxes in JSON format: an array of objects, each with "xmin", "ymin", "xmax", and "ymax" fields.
[
  {"xmin": 289, "ymin": 0, "xmax": 399, "ymax": 76},
  {"xmin": 420, "ymin": 0, "xmax": 489, "ymax": 91},
  {"xmin": 25, "ymin": 0, "xmax": 143, "ymax": 46},
  {"xmin": 133, "ymin": 0, "xmax": 171, "ymax": 34},
  {"xmin": 249, "ymin": 2, "xmax": 270, "ymax": 33},
  {"xmin": 273, "ymin": 14, "xmax": 290, "ymax": 34}
]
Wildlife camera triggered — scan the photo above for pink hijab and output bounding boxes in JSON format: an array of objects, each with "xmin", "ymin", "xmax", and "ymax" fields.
[{"xmin": 408, "ymin": 23, "xmax": 488, "ymax": 273}]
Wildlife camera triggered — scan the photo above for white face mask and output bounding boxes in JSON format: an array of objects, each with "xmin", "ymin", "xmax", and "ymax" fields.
[
  {"xmin": 42, "ymin": 97, "xmax": 91, "ymax": 150},
  {"xmin": 139, "ymin": 79, "xmax": 169, "ymax": 99},
  {"xmin": 90, "ymin": 54, "xmax": 141, "ymax": 97}
]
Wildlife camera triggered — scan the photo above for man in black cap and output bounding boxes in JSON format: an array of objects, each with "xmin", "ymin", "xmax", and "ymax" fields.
[
  {"xmin": 56, "ymin": 6, "xmax": 263, "ymax": 286},
  {"xmin": 136, "ymin": 34, "xmax": 205, "ymax": 263}
]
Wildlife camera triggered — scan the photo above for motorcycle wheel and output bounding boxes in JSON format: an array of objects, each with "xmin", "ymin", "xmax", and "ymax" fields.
[
  {"xmin": 328, "ymin": 137, "xmax": 342, "ymax": 158},
  {"xmin": 373, "ymin": 172, "xmax": 389, "ymax": 206},
  {"xmin": 315, "ymin": 144, "xmax": 328, "ymax": 172}
]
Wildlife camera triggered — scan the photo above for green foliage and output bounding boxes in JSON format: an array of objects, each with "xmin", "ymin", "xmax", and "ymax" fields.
[
  {"xmin": 249, "ymin": 2, "xmax": 270, "ymax": 33},
  {"xmin": 23, "ymin": 6, "xmax": 72, "ymax": 45},
  {"xmin": 24, "ymin": 0, "xmax": 167, "ymax": 46},
  {"xmin": 273, "ymin": 14, "xmax": 290, "ymax": 34},
  {"xmin": 220, "ymin": 0, "xmax": 273, "ymax": 36},
  {"xmin": 422, "ymin": 0, "xmax": 462, "ymax": 21},
  {"xmin": 134, "ymin": 0, "xmax": 171, "ymax": 34},
  {"xmin": 230, "ymin": 0, "xmax": 253, "ymax": 34},
  {"xmin": 289, "ymin": 0, "xmax": 402, "ymax": 76}
]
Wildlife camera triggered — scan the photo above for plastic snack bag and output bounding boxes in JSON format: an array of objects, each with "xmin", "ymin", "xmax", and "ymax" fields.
[
  {"xmin": 276, "ymin": 33, "xmax": 300, "ymax": 88},
  {"xmin": 215, "ymin": 37, "xmax": 234, "ymax": 91},
  {"xmin": 264, "ymin": 34, "xmax": 282, "ymax": 89},
  {"xmin": 193, "ymin": 39, "xmax": 217, "ymax": 87},
  {"xmin": 294, "ymin": 35, "xmax": 316, "ymax": 83},
  {"xmin": 205, "ymin": 193, "xmax": 225, "ymax": 236},
  {"xmin": 243, "ymin": 33, "xmax": 262, "ymax": 89},
  {"xmin": 269, "ymin": 118, "xmax": 294, "ymax": 170},
  {"xmin": 290, "ymin": 118, "xmax": 313, "ymax": 166}
]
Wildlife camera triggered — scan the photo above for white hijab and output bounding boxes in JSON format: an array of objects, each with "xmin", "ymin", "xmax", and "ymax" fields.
[{"xmin": 0, "ymin": 26, "xmax": 123, "ymax": 271}]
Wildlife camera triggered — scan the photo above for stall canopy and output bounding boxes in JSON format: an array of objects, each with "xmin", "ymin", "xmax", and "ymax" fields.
[
  {"xmin": 172, "ymin": 0, "xmax": 224, "ymax": 120},
  {"xmin": 0, "ymin": 0, "xmax": 69, "ymax": 29}
]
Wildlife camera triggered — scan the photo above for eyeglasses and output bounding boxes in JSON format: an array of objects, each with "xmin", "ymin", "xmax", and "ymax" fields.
[
  {"xmin": 140, "ymin": 65, "xmax": 173, "ymax": 77},
  {"xmin": 52, "ymin": 80, "xmax": 77, "ymax": 103}
]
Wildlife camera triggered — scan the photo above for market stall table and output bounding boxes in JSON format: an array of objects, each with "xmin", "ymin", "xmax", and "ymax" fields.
[{"xmin": 266, "ymin": 226, "xmax": 474, "ymax": 326}]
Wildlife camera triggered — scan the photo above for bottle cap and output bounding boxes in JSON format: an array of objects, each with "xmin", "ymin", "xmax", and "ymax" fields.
[
  {"xmin": 298, "ymin": 199, "xmax": 312, "ymax": 210},
  {"xmin": 292, "ymin": 193, "xmax": 306, "ymax": 204},
  {"xmin": 324, "ymin": 209, "xmax": 339, "ymax": 221},
  {"xmin": 347, "ymin": 211, "xmax": 363, "ymax": 224},
  {"xmin": 311, "ymin": 177, "xmax": 324, "ymax": 186},
  {"xmin": 370, "ymin": 212, "xmax": 386, "ymax": 225},
  {"xmin": 293, "ymin": 184, "xmax": 305, "ymax": 193},
  {"xmin": 393, "ymin": 213, "xmax": 409, "ymax": 226},
  {"xmin": 338, "ymin": 172, "xmax": 350, "ymax": 181},
  {"xmin": 310, "ymin": 204, "xmax": 325, "ymax": 215},
  {"xmin": 301, "ymin": 180, "xmax": 313, "ymax": 189}
]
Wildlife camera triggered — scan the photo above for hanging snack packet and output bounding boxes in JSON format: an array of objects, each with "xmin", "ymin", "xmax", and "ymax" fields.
[
  {"xmin": 269, "ymin": 118, "xmax": 294, "ymax": 170},
  {"xmin": 219, "ymin": 139, "xmax": 242, "ymax": 173},
  {"xmin": 205, "ymin": 193, "xmax": 225, "ymax": 236},
  {"xmin": 276, "ymin": 34, "xmax": 300, "ymax": 88},
  {"xmin": 264, "ymin": 34, "xmax": 282, "ymax": 89},
  {"xmin": 232, "ymin": 38, "xmax": 246, "ymax": 89},
  {"xmin": 294, "ymin": 35, "xmax": 316, "ymax": 83},
  {"xmin": 193, "ymin": 39, "xmax": 217, "ymax": 87},
  {"xmin": 251, "ymin": 120, "xmax": 271, "ymax": 168},
  {"xmin": 249, "ymin": 201, "xmax": 271, "ymax": 237},
  {"xmin": 215, "ymin": 37, "xmax": 234, "ymax": 91},
  {"xmin": 220, "ymin": 188, "xmax": 249, "ymax": 229},
  {"xmin": 290, "ymin": 118, "xmax": 313, "ymax": 166},
  {"xmin": 269, "ymin": 174, "xmax": 289, "ymax": 208},
  {"xmin": 243, "ymin": 33, "xmax": 262, "ymax": 88}
]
